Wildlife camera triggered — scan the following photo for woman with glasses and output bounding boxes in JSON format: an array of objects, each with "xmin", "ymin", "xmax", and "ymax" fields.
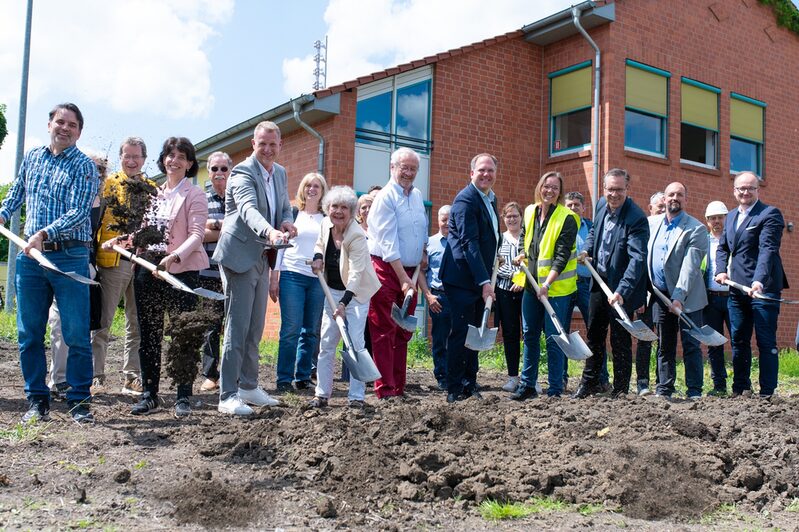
[
  {"xmin": 495, "ymin": 202, "xmax": 525, "ymax": 392},
  {"xmin": 509, "ymin": 171, "xmax": 579, "ymax": 400},
  {"xmin": 271, "ymin": 173, "xmax": 329, "ymax": 392}
]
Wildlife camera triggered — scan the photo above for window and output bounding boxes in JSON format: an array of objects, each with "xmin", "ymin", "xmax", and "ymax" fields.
[
  {"xmin": 625, "ymin": 60, "xmax": 669, "ymax": 156},
  {"xmin": 730, "ymin": 93, "xmax": 765, "ymax": 177},
  {"xmin": 355, "ymin": 68, "xmax": 432, "ymax": 154},
  {"xmin": 549, "ymin": 61, "xmax": 592, "ymax": 154},
  {"xmin": 680, "ymin": 78, "xmax": 720, "ymax": 168}
]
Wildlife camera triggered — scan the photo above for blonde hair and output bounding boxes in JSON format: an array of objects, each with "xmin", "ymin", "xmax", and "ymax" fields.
[
  {"xmin": 534, "ymin": 171, "xmax": 564, "ymax": 205},
  {"xmin": 295, "ymin": 172, "xmax": 328, "ymax": 212}
]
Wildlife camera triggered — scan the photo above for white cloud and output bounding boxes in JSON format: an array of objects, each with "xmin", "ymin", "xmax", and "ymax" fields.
[
  {"xmin": 0, "ymin": 0, "xmax": 233, "ymax": 119},
  {"xmin": 282, "ymin": 0, "xmax": 573, "ymax": 95}
]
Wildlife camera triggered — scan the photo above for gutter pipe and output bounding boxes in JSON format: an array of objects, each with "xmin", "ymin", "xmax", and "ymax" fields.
[
  {"xmin": 291, "ymin": 98, "xmax": 325, "ymax": 175},
  {"xmin": 572, "ymin": 6, "xmax": 601, "ymax": 217}
]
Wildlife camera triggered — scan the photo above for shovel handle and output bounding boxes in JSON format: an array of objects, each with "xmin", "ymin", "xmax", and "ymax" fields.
[
  {"xmin": 314, "ymin": 270, "xmax": 356, "ymax": 352},
  {"xmin": 400, "ymin": 265, "xmax": 422, "ymax": 311},
  {"xmin": 582, "ymin": 258, "xmax": 635, "ymax": 323},
  {"xmin": 0, "ymin": 225, "xmax": 60, "ymax": 271},
  {"xmin": 650, "ymin": 284, "xmax": 699, "ymax": 329},
  {"xmin": 518, "ymin": 263, "xmax": 567, "ymax": 337},
  {"xmin": 112, "ymin": 245, "xmax": 191, "ymax": 294}
]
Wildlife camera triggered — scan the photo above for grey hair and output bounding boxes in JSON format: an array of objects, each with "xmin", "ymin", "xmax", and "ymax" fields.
[
  {"xmin": 390, "ymin": 147, "xmax": 420, "ymax": 167},
  {"xmin": 120, "ymin": 136, "xmax": 147, "ymax": 159},
  {"xmin": 649, "ymin": 191, "xmax": 665, "ymax": 205},
  {"xmin": 438, "ymin": 204, "xmax": 451, "ymax": 217},
  {"xmin": 323, "ymin": 185, "xmax": 358, "ymax": 215},
  {"xmin": 565, "ymin": 191, "xmax": 584, "ymax": 203},
  {"xmin": 604, "ymin": 168, "xmax": 631, "ymax": 184},
  {"xmin": 207, "ymin": 151, "xmax": 232, "ymax": 168}
]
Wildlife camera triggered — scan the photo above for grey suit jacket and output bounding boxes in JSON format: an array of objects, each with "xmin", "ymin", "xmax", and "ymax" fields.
[
  {"xmin": 212, "ymin": 156, "xmax": 292, "ymax": 274},
  {"xmin": 647, "ymin": 212, "xmax": 708, "ymax": 313}
]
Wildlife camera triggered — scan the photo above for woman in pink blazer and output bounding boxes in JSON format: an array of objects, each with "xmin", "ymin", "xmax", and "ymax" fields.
[{"xmin": 107, "ymin": 137, "xmax": 208, "ymax": 418}]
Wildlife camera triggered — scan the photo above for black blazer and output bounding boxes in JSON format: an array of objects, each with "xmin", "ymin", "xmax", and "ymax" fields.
[
  {"xmin": 585, "ymin": 196, "xmax": 649, "ymax": 310},
  {"xmin": 715, "ymin": 200, "xmax": 788, "ymax": 296},
  {"xmin": 439, "ymin": 184, "xmax": 501, "ymax": 292}
]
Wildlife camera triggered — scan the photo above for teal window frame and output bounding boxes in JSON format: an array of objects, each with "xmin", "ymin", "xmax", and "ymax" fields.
[
  {"xmin": 730, "ymin": 92, "xmax": 766, "ymax": 178},
  {"xmin": 549, "ymin": 60, "xmax": 593, "ymax": 155},
  {"xmin": 624, "ymin": 60, "xmax": 670, "ymax": 157}
]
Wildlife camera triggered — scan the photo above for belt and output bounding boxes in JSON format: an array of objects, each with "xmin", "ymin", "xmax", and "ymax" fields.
[
  {"xmin": 708, "ymin": 290, "xmax": 729, "ymax": 297},
  {"xmin": 37, "ymin": 240, "xmax": 92, "ymax": 252}
]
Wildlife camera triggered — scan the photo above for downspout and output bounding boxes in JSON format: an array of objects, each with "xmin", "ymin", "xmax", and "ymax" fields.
[
  {"xmin": 291, "ymin": 99, "xmax": 325, "ymax": 175},
  {"xmin": 572, "ymin": 6, "xmax": 601, "ymax": 217}
]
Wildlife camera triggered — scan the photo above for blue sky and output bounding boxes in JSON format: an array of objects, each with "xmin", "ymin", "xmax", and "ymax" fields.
[{"xmin": 1, "ymin": 0, "xmax": 797, "ymax": 183}]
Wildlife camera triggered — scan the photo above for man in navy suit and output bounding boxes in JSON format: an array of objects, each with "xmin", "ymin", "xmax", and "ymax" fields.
[
  {"xmin": 439, "ymin": 153, "xmax": 502, "ymax": 403},
  {"xmin": 714, "ymin": 171, "xmax": 788, "ymax": 397},
  {"xmin": 573, "ymin": 168, "xmax": 649, "ymax": 398}
]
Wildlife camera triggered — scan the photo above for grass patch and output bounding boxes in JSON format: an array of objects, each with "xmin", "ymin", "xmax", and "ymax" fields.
[
  {"xmin": 701, "ymin": 502, "xmax": 739, "ymax": 524},
  {"xmin": 133, "ymin": 459, "xmax": 147, "ymax": 470},
  {"xmin": 786, "ymin": 498, "xmax": 799, "ymax": 512},
  {"xmin": 780, "ymin": 349, "xmax": 799, "ymax": 378},
  {"xmin": 0, "ymin": 419, "xmax": 48, "ymax": 443},
  {"xmin": 0, "ymin": 309, "xmax": 17, "ymax": 341},
  {"xmin": 258, "ymin": 339, "xmax": 278, "ymax": 366},
  {"xmin": 479, "ymin": 497, "xmax": 582, "ymax": 521}
]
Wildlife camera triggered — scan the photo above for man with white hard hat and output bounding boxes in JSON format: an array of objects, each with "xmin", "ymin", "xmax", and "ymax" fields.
[{"xmin": 703, "ymin": 200, "xmax": 730, "ymax": 395}]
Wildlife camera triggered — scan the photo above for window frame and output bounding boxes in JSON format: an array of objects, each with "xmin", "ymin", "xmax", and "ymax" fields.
[
  {"xmin": 548, "ymin": 60, "xmax": 593, "ymax": 156},
  {"xmin": 355, "ymin": 67, "xmax": 433, "ymax": 154},
  {"xmin": 624, "ymin": 59, "xmax": 670, "ymax": 157},
  {"xmin": 729, "ymin": 92, "xmax": 766, "ymax": 178},
  {"xmin": 679, "ymin": 77, "xmax": 721, "ymax": 169}
]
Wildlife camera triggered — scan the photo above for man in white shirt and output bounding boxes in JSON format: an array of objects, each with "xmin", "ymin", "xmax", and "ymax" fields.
[{"xmin": 367, "ymin": 147, "xmax": 429, "ymax": 399}]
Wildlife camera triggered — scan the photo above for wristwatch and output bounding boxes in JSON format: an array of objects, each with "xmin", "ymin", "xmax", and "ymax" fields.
[{"xmin": 541, "ymin": 282, "xmax": 550, "ymax": 290}]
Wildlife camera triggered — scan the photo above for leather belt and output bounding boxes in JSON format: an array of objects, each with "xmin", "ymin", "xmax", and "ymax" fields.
[
  {"xmin": 36, "ymin": 240, "xmax": 92, "ymax": 252},
  {"xmin": 708, "ymin": 290, "xmax": 729, "ymax": 297}
]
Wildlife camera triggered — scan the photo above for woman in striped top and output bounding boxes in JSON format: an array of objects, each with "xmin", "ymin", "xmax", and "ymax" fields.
[{"xmin": 495, "ymin": 202, "xmax": 524, "ymax": 392}]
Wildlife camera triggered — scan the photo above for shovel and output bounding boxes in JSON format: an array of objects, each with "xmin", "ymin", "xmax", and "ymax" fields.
[
  {"xmin": 723, "ymin": 279, "xmax": 799, "ymax": 304},
  {"xmin": 315, "ymin": 271, "xmax": 381, "ymax": 383},
  {"xmin": 464, "ymin": 257, "xmax": 500, "ymax": 351},
  {"xmin": 519, "ymin": 263, "xmax": 592, "ymax": 360},
  {"xmin": 0, "ymin": 225, "xmax": 98, "ymax": 285},
  {"xmin": 391, "ymin": 265, "xmax": 421, "ymax": 332},
  {"xmin": 582, "ymin": 259, "xmax": 658, "ymax": 342},
  {"xmin": 112, "ymin": 245, "xmax": 226, "ymax": 301},
  {"xmin": 650, "ymin": 285, "xmax": 727, "ymax": 346}
]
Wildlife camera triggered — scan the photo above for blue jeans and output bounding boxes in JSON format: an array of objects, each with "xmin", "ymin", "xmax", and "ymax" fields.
[
  {"xmin": 520, "ymin": 290, "xmax": 571, "ymax": 396},
  {"xmin": 16, "ymin": 247, "xmax": 93, "ymax": 403},
  {"xmin": 276, "ymin": 270, "xmax": 324, "ymax": 384},
  {"xmin": 565, "ymin": 277, "xmax": 609, "ymax": 385},
  {"xmin": 728, "ymin": 292, "xmax": 780, "ymax": 395},
  {"xmin": 429, "ymin": 288, "xmax": 450, "ymax": 385},
  {"xmin": 704, "ymin": 293, "xmax": 731, "ymax": 390},
  {"xmin": 652, "ymin": 298, "xmax": 704, "ymax": 397}
]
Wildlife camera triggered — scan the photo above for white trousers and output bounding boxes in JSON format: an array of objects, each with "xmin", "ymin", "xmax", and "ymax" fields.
[{"xmin": 315, "ymin": 287, "xmax": 367, "ymax": 401}]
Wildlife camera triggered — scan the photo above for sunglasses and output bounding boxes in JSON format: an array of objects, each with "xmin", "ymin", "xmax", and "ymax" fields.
[{"xmin": 210, "ymin": 166, "xmax": 229, "ymax": 173}]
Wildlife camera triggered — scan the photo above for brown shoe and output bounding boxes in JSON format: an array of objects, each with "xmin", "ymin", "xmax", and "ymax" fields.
[
  {"xmin": 200, "ymin": 378, "xmax": 219, "ymax": 392},
  {"xmin": 121, "ymin": 376, "xmax": 144, "ymax": 396}
]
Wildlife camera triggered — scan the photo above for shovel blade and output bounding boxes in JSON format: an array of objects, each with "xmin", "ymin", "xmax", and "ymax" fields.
[
  {"xmin": 391, "ymin": 303, "xmax": 417, "ymax": 332},
  {"xmin": 464, "ymin": 325, "xmax": 498, "ymax": 352},
  {"xmin": 688, "ymin": 326, "xmax": 728, "ymax": 347},
  {"xmin": 341, "ymin": 347, "xmax": 381, "ymax": 383},
  {"xmin": 38, "ymin": 261, "xmax": 99, "ymax": 286},
  {"xmin": 561, "ymin": 332, "xmax": 593, "ymax": 360},
  {"xmin": 616, "ymin": 318, "xmax": 658, "ymax": 342},
  {"xmin": 193, "ymin": 287, "xmax": 227, "ymax": 301}
]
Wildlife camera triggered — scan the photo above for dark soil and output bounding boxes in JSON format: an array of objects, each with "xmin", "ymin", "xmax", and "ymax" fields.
[
  {"xmin": 105, "ymin": 177, "xmax": 165, "ymax": 249},
  {"xmin": 164, "ymin": 307, "xmax": 216, "ymax": 386},
  {"xmin": 1, "ymin": 336, "xmax": 799, "ymax": 530}
]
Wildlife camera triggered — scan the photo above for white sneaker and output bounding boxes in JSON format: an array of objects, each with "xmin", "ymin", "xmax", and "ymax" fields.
[
  {"xmin": 502, "ymin": 376, "xmax": 520, "ymax": 392},
  {"xmin": 535, "ymin": 382, "xmax": 543, "ymax": 395},
  {"xmin": 218, "ymin": 394, "xmax": 254, "ymax": 416},
  {"xmin": 238, "ymin": 387, "xmax": 280, "ymax": 407}
]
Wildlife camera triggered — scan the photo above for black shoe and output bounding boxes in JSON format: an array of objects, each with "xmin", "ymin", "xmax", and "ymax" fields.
[
  {"xmin": 68, "ymin": 402, "xmax": 94, "ymax": 424},
  {"xmin": 276, "ymin": 382, "xmax": 293, "ymax": 393},
  {"xmin": 599, "ymin": 382, "xmax": 612, "ymax": 394},
  {"xmin": 50, "ymin": 382, "xmax": 70, "ymax": 402},
  {"xmin": 446, "ymin": 393, "xmax": 465, "ymax": 403},
  {"xmin": 174, "ymin": 398, "xmax": 192, "ymax": 418},
  {"xmin": 466, "ymin": 389, "xmax": 484, "ymax": 400},
  {"xmin": 571, "ymin": 384, "xmax": 599, "ymax": 399},
  {"xmin": 437, "ymin": 381, "xmax": 448, "ymax": 391},
  {"xmin": 294, "ymin": 380, "xmax": 314, "ymax": 390},
  {"xmin": 611, "ymin": 388, "xmax": 628, "ymax": 399},
  {"xmin": 510, "ymin": 386, "xmax": 538, "ymax": 401},
  {"xmin": 22, "ymin": 400, "xmax": 50, "ymax": 423},
  {"xmin": 131, "ymin": 394, "xmax": 159, "ymax": 415}
]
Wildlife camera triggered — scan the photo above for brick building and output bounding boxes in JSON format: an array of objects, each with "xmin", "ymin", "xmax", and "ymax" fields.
[{"xmin": 195, "ymin": 0, "xmax": 799, "ymax": 346}]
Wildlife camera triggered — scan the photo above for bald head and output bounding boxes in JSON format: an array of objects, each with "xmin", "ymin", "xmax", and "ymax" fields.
[{"xmin": 663, "ymin": 182, "xmax": 687, "ymax": 220}]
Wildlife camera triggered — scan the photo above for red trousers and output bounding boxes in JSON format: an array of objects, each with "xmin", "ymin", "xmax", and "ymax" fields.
[{"xmin": 368, "ymin": 257, "xmax": 417, "ymax": 398}]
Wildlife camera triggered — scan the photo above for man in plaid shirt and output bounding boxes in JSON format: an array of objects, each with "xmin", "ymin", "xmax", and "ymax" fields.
[{"xmin": 0, "ymin": 102, "xmax": 99, "ymax": 424}]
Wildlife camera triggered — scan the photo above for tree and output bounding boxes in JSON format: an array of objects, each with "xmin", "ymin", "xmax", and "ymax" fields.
[{"xmin": 0, "ymin": 104, "xmax": 8, "ymax": 151}]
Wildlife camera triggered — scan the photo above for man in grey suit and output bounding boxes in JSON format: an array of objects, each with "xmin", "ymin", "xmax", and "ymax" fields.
[
  {"xmin": 647, "ymin": 181, "xmax": 708, "ymax": 399},
  {"xmin": 213, "ymin": 121, "xmax": 297, "ymax": 416}
]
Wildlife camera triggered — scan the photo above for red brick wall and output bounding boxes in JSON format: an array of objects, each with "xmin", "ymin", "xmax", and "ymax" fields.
[{"xmin": 259, "ymin": 0, "xmax": 799, "ymax": 347}]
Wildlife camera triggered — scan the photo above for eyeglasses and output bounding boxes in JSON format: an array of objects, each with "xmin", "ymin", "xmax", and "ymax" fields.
[
  {"xmin": 210, "ymin": 166, "xmax": 229, "ymax": 173},
  {"xmin": 734, "ymin": 186, "xmax": 758, "ymax": 193},
  {"xmin": 604, "ymin": 187, "xmax": 627, "ymax": 194},
  {"xmin": 542, "ymin": 185, "xmax": 560, "ymax": 192},
  {"xmin": 504, "ymin": 214, "xmax": 520, "ymax": 219},
  {"xmin": 394, "ymin": 164, "xmax": 418, "ymax": 173}
]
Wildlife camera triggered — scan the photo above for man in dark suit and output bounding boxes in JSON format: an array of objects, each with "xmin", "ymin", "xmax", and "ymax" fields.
[
  {"xmin": 213, "ymin": 121, "xmax": 296, "ymax": 416},
  {"xmin": 439, "ymin": 153, "xmax": 502, "ymax": 403},
  {"xmin": 573, "ymin": 168, "xmax": 649, "ymax": 398},
  {"xmin": 714, "ymin": 171, "xmax": 787, "ymax": 398},
  {"xmin": 647, "ymin": 182, "xmax": 708, "ymax": 399}
]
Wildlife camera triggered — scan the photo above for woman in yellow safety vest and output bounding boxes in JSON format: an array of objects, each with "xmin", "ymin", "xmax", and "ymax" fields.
[{"xmin": 509, "ymin": 171, "xmax": 579, "ymax": 399}]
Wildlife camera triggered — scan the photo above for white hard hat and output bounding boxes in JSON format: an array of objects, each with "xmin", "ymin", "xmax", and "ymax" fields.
[{"xmin": 705, "ymin": 201, "xmax": 728, "ymax": 217}]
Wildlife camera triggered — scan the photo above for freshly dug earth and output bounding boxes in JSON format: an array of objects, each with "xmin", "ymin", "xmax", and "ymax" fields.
[{"xmin": 1, "ymin": 336, "xmax": 798, "ymax": 530}]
